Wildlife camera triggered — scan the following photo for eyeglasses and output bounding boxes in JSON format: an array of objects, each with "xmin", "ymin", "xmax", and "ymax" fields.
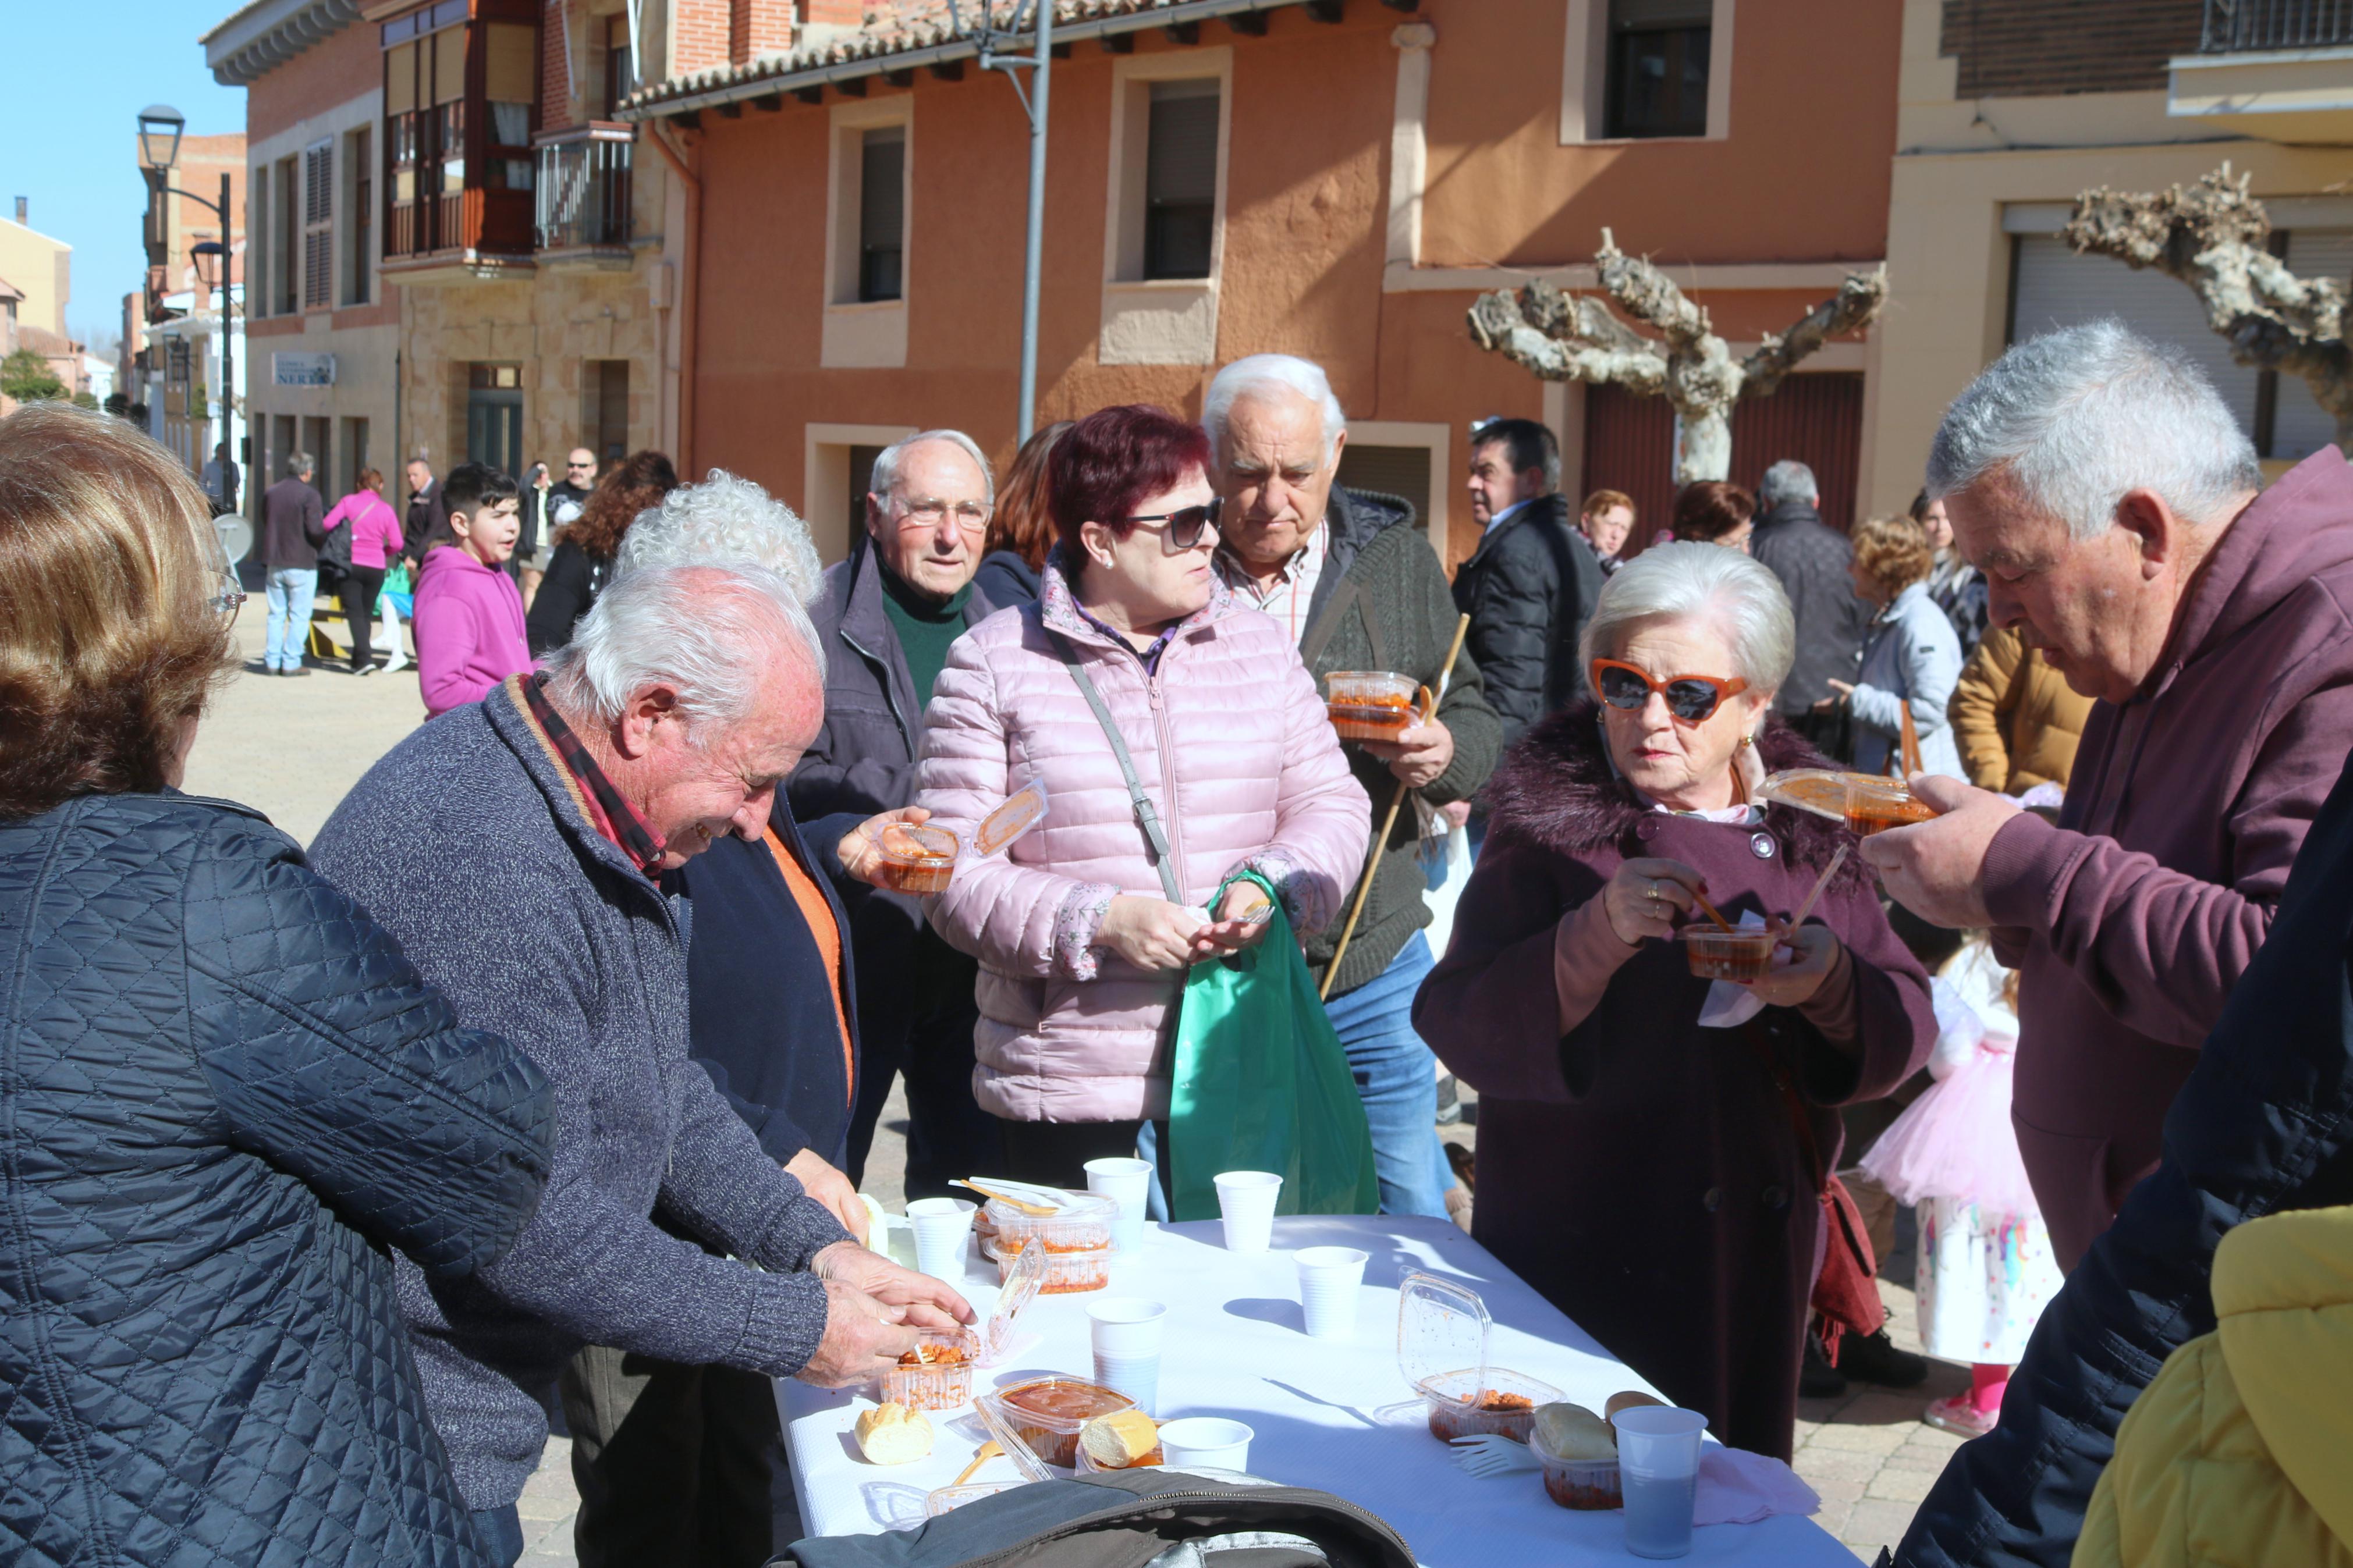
[
  {"xmin": 566, "ymin": 461, "xmax": 595, "ymax": 471},
  {"xmin": 1591, "ymin": 658, "xmax": 1748, "ymax": 724},
  {"xmin": 894, "ymin": 497, "xmax": 992, "ymax": 529},
  {"xmin": 1122, "ymin": 497, "xmax": 1220, "ymax": 550},
  {"xmin": 208, "ymin": 568, "xmax": 247, "ymax": 624}
]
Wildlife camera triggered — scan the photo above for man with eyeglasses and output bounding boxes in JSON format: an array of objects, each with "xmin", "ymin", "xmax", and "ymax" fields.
[
  {"xmin": 1204, "ymin": 354, "xmax": 1502, "ymax": 1221},
  {"xmin": 790, "ymin": 429, "xmax": 1006, "ymax": 1198}
]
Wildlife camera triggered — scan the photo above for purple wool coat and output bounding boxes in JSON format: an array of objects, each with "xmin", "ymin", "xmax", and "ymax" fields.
[{"xmin": 1414, "ymin": 709, "xmax": 1934, "ymax": 1460}]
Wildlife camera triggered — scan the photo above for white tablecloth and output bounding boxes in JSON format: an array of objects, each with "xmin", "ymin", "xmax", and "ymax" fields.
[{"xmin": 776, "ymin": 1214, "xmax": 1850, "ymax": 1565}]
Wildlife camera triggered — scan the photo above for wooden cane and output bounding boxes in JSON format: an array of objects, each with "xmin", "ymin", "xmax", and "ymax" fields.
[{"xmin": 1321, "ymin": 615, "xmax": 1473, "ymax": 1001}]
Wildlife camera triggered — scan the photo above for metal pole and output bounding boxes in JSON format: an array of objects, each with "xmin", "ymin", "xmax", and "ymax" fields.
[
  {"xmin": 218, "ymin": 172, "xmax": 234, "ymax": 483},
  {"xmin": 1015, "ymin": 1, "xmax": 1051, "ymax": 442}
]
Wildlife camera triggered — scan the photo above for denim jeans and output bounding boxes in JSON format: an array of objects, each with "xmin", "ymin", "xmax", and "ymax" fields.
[
  {"xmin": 1322, "ymin": 933, "xmax": 1453, "ymax": 1217},
  {"xmin": 471, "ymin": 1503, "xmax": 523, "ymax": 1567},
  {"xmin": 262, "ymin": 566, "xmax": 316, "ymax": 671}
]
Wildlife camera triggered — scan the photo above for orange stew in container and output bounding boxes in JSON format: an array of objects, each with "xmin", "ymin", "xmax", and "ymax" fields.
[{"xmin": 985, "ymin": 1378, "xmax": 1137, "ymax": 1468}]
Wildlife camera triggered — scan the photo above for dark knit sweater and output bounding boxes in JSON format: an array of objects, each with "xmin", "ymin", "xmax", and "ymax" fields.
[
  {"xmin": 1287, "ymin": 488, "xmax": 1503, "ymax": 995},
  {"xmin": 310, "ymin": 679, "xmax": 849, "ymax": 1509},
  {"xmin": 880, "ymin": 562, "xmax": 973, "ymax": 716}
]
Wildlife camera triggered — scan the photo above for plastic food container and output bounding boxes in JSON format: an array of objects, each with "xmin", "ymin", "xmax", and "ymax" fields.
[
  {"xmin": 1396, "ymin": 1271, "xmax": 1564, "ymax": 1445},
  {"xmin": 984, "ymin": 1190, "xmax": 1118, "ymax": 1255},
  {"xmin": 1753, "ymin": 767, "xmax": 1852, "ymax": 822},
  {"xmin": 1532, "ymin": 1425, "xmax": 1623, "ymax": 1512},
  {"xmin": 871, "ymin": 823, "xmax": 960, "ymax": 894},
  {"xmin": 1682, "ymin": 926, "xmax": 1778, "ymax": 983},
  {"xmin": 924, "ymin": 1481, "xmax": 1019, "ymax": 1516},
  {"xmin": 973, "ymin": 781, "xmax": 1050, "ymax": 857},
  {"xmin": 1325, "ymin": 671, "xmax": 1420, "ymax": 741},
  {"xmin": 977, "ymin": 1377, "xmax": 1137, "ymax": 1470},
  {"xmin": 876, "ymin": 1243, "xmax": 1047, "ymax": 1410},
  {"xmin": 1843, "ymin": 776, "xmax": 1937, "ymax": 838},
  {"xmin": 984, "ymin": 1235, "xmax": 1112, "ymax": 1295}
]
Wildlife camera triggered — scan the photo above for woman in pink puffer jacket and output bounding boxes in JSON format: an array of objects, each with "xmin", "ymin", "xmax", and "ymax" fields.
[{"xmin": 913, "ymin": 406, "xmax": 1370, "ymax": 1185}]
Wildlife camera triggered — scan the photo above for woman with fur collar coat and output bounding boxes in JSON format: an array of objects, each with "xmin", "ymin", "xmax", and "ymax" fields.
[{"xmin": 1414, "ymin": 543, "xmax": 1934, "ymax": 1460}]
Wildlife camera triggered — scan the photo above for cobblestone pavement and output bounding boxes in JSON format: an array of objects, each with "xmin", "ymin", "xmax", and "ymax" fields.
[{"xmin": 200, "ymin": 623, "xmax": 1959, "ymax": 1564}]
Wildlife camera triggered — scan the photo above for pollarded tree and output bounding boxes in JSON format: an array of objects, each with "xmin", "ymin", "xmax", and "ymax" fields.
[
  {"xmin": 2065, "ymin": 162, "xmax": 2353, "ymax": 451},
  {"xmin": 1466, "ymin": 230, "xmax": 1889, "ymax": 484}
]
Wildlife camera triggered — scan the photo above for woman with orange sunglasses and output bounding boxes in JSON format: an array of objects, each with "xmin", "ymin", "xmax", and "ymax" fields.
[{"xmin": 1415, "ymin": 542, "xmax": 1935, "ymax": 1463}]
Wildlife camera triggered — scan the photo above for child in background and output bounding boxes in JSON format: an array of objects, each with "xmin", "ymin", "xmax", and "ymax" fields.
[
  {"xmin": 413, "ymin": 461, "xmax": 531, "ymax": 719},
  {"xmin": 1860, "ymin": 933, "xmax": 2066, "ymax": 1438}
]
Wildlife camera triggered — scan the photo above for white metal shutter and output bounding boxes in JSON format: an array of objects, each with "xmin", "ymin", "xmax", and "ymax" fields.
[
  {"xmin": 302, "ymin": 140, "xmax": 333, "ymax": 311},
  {"xmin": 1146, "ymin": 80, "xmax": 1219, "ymax": 208},
  {"xmin": 2270, "ymin": 229, "xmax": 2353, "ymax": 461},
  {"xmin": 2010, "ymin": 234, "xmax": 2260, "ymax": 436}
]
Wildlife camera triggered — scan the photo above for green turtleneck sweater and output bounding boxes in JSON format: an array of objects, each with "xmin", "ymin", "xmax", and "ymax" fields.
[{"xmin": 879, "ymin": 561, "xmax": 973, "ymax": 718}]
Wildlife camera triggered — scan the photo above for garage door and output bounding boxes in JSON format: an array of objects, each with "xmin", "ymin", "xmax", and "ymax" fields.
[{"xmin": 2270, "ymin": 229, "xmax": 2353, "ymax": 462}]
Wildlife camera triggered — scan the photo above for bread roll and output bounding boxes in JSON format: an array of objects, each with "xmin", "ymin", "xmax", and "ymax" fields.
[
  {"xmin": 854, "ymin": 1402, "xmax": 934, "ymax": 1464},
  {"xmin": 1080, "ymin": 1409, "xmax": 1159, "ymax": 1469},
  {"xmin": 1605, "ymin": 1391, "xmax": 1668, "ymax": 1423},
  {"xmin": 1532, "ymin": 1402, "xmax": 1616, "ymax": 1462}
]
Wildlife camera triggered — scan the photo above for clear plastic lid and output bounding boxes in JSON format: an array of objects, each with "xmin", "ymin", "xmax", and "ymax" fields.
[
  {"xmin": 1395, "ymin": 1270, "xmax": 1490, "ymax": 1396},
  {"xmin": 969, "ymin": 779, "xmax": 1050, "ymax": 859},
  {"xmin": 984, "ymin": 1189, "xmax": 1119, "ymax": 1252},
  {"xmin": 979, "ymin": 1236, "xmax": 1046, "ymax": 1363},
  {"xmin": 1755, "ymin": 768, "xmax": 1860, "ymax": 823},
  {"xmin": 969, "ymin": 1393, "xmax": 1056, "ymax": 1484}
]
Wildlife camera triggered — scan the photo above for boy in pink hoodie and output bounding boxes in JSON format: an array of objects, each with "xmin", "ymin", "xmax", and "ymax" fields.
[{"xmin": 414, "ymin": 461, "xmax": 533, "ymax": 718}]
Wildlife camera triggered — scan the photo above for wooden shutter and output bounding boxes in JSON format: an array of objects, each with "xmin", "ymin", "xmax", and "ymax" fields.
[{"xmin": 302, "ymin": 140, "xmax": 333, "ymax": 310}]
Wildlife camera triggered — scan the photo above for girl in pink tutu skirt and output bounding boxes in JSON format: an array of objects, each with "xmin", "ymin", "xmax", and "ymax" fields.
[{"xmin": 1859, "ymin": 936, "xmax": 2065, "ymax": 1438}]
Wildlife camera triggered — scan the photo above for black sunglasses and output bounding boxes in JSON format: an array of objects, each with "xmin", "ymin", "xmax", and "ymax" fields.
[{"xmin": 1122, "ymin": 496, "xmax": 1221, "ymax": 550}]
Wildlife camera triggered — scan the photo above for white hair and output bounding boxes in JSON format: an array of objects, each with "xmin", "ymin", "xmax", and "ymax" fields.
[
  {"xmin": 1757, "ymin": 460, "xmax": 1818, "ymax": 510},
  {"xmin": 1926, "ymin": 319, "xmax": 2262, "ymax": 542},
  {"xmin": 1204, "ymin": 353, "xmax": 1347, "ymax": 465},
  {"xmin": 869, "ymin": 429, "xmax": 995, "ymax": 508},
  {"xmin": 1580, "ymin": 541, "xmax": 1797, "ymax": 698},
  {"xmin": 612, "ymin": 468, "xmax": 827, "ymax": 678},
  {"xmin": 543, "ymin": 564, "xmax": 817, "ymax": 738}
]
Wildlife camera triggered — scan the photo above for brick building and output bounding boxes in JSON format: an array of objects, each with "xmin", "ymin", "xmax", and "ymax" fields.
[
  {"xmin": 614, "ymin": 0, "xmax": 1901, "ymax": 566},
  {"xmin": 1869, "ymin": 0, "xmax": 2353, "ymax": 514}
]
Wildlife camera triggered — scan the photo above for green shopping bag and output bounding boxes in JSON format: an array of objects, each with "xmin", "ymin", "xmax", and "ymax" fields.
[{"xmin": 1166, "ymin": 872, "xmax": 1380, "ymax": 1221}]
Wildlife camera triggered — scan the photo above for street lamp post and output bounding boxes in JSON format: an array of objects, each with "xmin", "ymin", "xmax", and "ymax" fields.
[{"xmin": 137, "ymin": 105, "xmax": 236, "ymax": 487}]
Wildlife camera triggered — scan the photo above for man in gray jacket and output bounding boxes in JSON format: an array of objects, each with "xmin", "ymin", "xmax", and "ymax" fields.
[
  {"xmin": 313, "ymin": 563, "xmax": 970, "ymax": 1565},
  {"xmin": 1749, "ymin": 459, "xmax": 1871, "ymax": 755}
]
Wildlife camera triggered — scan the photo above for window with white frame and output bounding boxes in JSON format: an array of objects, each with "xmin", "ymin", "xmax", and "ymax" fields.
[
  {"xmin": 1561, "ymin": 0, "xmax": 1733, "ymax": 145},
  {"xmin": 858, "ymin": 126, "xmax": 906, "ymax": 303},
  {"xmin": 303, "ymin": 140, "xmax": 334, "ymax": 311}
]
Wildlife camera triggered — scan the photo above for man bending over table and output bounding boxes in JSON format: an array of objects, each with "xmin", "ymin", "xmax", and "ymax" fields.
[{"xmin": 313, "ymin": 561, "xmax": 971, "ymax": 1566}]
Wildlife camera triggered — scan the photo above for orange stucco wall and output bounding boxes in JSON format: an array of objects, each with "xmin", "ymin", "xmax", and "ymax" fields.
[
  {"xmin": 684, "ymin": 0, "xmax": 1896, "ymax": 556},
  {"xmin": 248, "ymin": 21, "xmax": 385, "ymax": 145}
]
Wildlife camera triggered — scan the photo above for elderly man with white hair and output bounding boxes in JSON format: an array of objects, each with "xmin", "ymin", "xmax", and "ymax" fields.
[
  {"xmin": 1204, "ymin": 353, "xmax": 1503, "ymax": 1218},
  {"xmin": 311, "ymin": 560, "xmax": 972, "ymax": 1568},
  {"xmin": 789, "ymin": 428, "xmax": 1007, "ymax": 1200},
  {"xmin": 1864, "ymin": 320, "xmax": 2353, "ymax": 1272}
]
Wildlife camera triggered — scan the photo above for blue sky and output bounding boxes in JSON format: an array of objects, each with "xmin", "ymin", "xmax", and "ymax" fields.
[{"xmin": 1, "ymin": 5, "xmax": 247, "ymax": 345}]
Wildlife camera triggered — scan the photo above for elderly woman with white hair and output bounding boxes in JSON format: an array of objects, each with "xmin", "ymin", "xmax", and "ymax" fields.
[{"xmin": 1415, "ymin": 542, "xmax": 1933, "ymax": 1462}]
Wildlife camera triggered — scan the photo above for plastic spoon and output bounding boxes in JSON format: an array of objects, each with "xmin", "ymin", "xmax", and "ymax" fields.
[{"xmin": 950, "ymin": 1442, "xmax": 1003, "ymax": 1487}]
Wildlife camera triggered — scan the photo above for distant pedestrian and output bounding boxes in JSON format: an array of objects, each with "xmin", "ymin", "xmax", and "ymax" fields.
[
  {"xmin": 201, "ymin": 438, "xmax": 239, "ymax": 515},
  {"xmin": 323, "ymin": 466, "xmax": 404, "ymax": 675},
  {"xmin": 974, "ymin": 419, "xmax": 1070, "ymax": 607},
  {"xmin": 1578, "ymin": 487, "xmax": 1635, "ymax": 572},
  {"xmin": 1749, "ymin": 459, "xmax": 1871, "ymax": 756},
  {"xmin": 1453, "ymin": 418, "xmax": 1607, "ymax": 752},
  {"xmin": 1822, "ymin": 512, "xmax": 1965, "ymax": 780},
  {"xmin": 260, "ymin": 449, "xmax": 326, "ymax": 676},
  {"xmin": 1915, "ymin": 489, "xmax": 1987, "ymax": 656},
  {"xmin": 404, "ymin": 456, "xmax": 449, "ymax": 571},
  {"xmin": 525, "ymin": 450, "xmax": 679, "ymax": 654},
  {"xmin": 1669, "ymin": 479, "xmax": 1757, "ymax": 550},
  {"xmin": 415, "ymin": 462, "xmax": 531, "ymax": 719},
  {"xmin": 0, "ymin": 403, "xmax": 556, "ymax": 1568}
]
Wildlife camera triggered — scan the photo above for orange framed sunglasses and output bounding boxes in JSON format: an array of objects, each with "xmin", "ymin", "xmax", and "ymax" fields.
[{"xmin": 1590, "ymin": 658, "xmax": 1749, "ymax": 724}]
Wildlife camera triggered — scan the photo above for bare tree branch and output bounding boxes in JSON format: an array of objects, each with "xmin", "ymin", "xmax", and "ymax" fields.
[
  {"xmin": 2065, "ymin": 162, "xmax": 2353, "ymax": 447},
  {"xmin": 1742, "ymin": 266, "xmax": 1890, "ymax": 397}
]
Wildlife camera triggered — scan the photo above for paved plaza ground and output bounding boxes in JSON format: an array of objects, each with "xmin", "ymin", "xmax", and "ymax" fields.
[{"xmin": 195, "ymin": 613, "xmax": 1957, "ymax": 1564}]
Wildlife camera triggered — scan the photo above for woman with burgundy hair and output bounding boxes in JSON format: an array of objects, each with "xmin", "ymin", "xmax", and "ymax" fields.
[
  {"xmin": 524, "ymin": 449, "xmax": 680, "ymax": 653},
  {"xmin": 873, "ymin": 404, "xmax": 1369, "ymax": 1186},
  {"xmin": 1670, "ymin": 479, "xmax": 1758, "ymax": 551}
]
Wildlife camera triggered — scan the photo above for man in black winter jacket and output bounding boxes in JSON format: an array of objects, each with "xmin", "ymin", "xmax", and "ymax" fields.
[
  {"xmin": 1749, "ymin": 459, "xmax": 1871, "ymax": 755},
  {"xmin": 1896, "ymin": 740, "xmax": 2353, "ymax": 1567},
  {"xmin": 1451, "ymin": 418, "xmax": 1606, "ymax": 751}
]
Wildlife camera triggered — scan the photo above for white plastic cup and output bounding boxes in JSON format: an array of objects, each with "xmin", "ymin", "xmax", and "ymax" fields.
[
  {"xmin": 1213, "ymin": 1171, "xmax": 1283, "ymax": 1254},
  {"xmin": 1293, "ymin": 1246, "xmax": 1369, "ymax": 1339},
  {"xmin": 905, "ymin": 1197, "xmax": 977, "ymax": 1281},
  {"xmin": 1613, "ymin": 1405, "xmax": 1709, "ymax": 1559},
  {"xmin": 1157, "ymin": 1417, "xmax": 1254, "ymax": 1471},
  {"xmin": 1085, "ymin": 1156, "xmax": 1153, "ymax": 1254},
  {"xmin": 1087, "ymin": 1297, "xmax": 1167, "ymax": 1415}
]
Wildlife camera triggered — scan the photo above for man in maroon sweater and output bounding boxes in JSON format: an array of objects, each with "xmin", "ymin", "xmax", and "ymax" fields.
[{"xmin": 1866, "ymin": 321, "xmax": 2353, "ymax": 1270}]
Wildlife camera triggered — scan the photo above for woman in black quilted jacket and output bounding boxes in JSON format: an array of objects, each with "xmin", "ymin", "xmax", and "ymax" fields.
[{"xmin": 0, "ymin": 406, "xmax": 558, "ymax": 1568}]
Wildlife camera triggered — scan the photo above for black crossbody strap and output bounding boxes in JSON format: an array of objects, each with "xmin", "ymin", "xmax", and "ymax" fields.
[{"xmin": 1050, "ymin": 632, "xmax": 1184, "ymax": 903}]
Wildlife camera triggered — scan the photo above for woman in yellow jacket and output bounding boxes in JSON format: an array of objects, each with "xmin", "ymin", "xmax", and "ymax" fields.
[
  {"xmin": 1950, "ymin": 623, "xmax": 2095, "ymax": 794},
  {"xmin": 2077, "ymin": 1203, "xmax": 2353, "ymax": 1567}
]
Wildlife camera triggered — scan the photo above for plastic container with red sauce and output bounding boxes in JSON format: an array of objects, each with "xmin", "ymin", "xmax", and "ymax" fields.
[
  {"xmin": 975, "ymin": 1377, "xmax": 1137, "ymax": 1469},
  {"xmin": 1324, "ymin": 671, "xmax": 1421, "ymax": 741},
  {"xmin": 1532, "ymin": 1423, "xmax": 1623, "ymax": 1512},
  {"xmin": 983, "ymin": 1235, "xmax": 1112, "ymax": 1295},
  {"xmin": 871, "ymin": 823, "xmax": 960, "ymax": 894},
  {"xmin": 1682, "ymin": 926, "xmax": 1778, "ymax": 983},
  {"xmin": 876, "ymin": 1243, "xmax": 1046, "ymax": 1410},
  {"xmin": 1755, "ymin": 767, "xmax": 1939, "ymax": 838},
  {"xmin": 984, "ymin": 1190, "xmax": 1117, "ymax": 1254},
  {"xmin": 1395, "ymin": 1271, "xmax": 1564, "ymax": 1445}
]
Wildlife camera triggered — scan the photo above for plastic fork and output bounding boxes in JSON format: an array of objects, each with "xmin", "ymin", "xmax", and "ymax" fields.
[{"xmin": 1449, "ymin": 1434, "xmax": 1543, "ymax": 1478}]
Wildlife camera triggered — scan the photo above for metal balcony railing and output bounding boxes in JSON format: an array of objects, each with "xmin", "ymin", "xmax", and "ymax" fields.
[
  {"xmin": 2201, "ymin": 0, "xmax": 2353, "ymax": 51},
  {"xmin": 535, "ymin": 124, "xmax": 634, "ymax": 252}
]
